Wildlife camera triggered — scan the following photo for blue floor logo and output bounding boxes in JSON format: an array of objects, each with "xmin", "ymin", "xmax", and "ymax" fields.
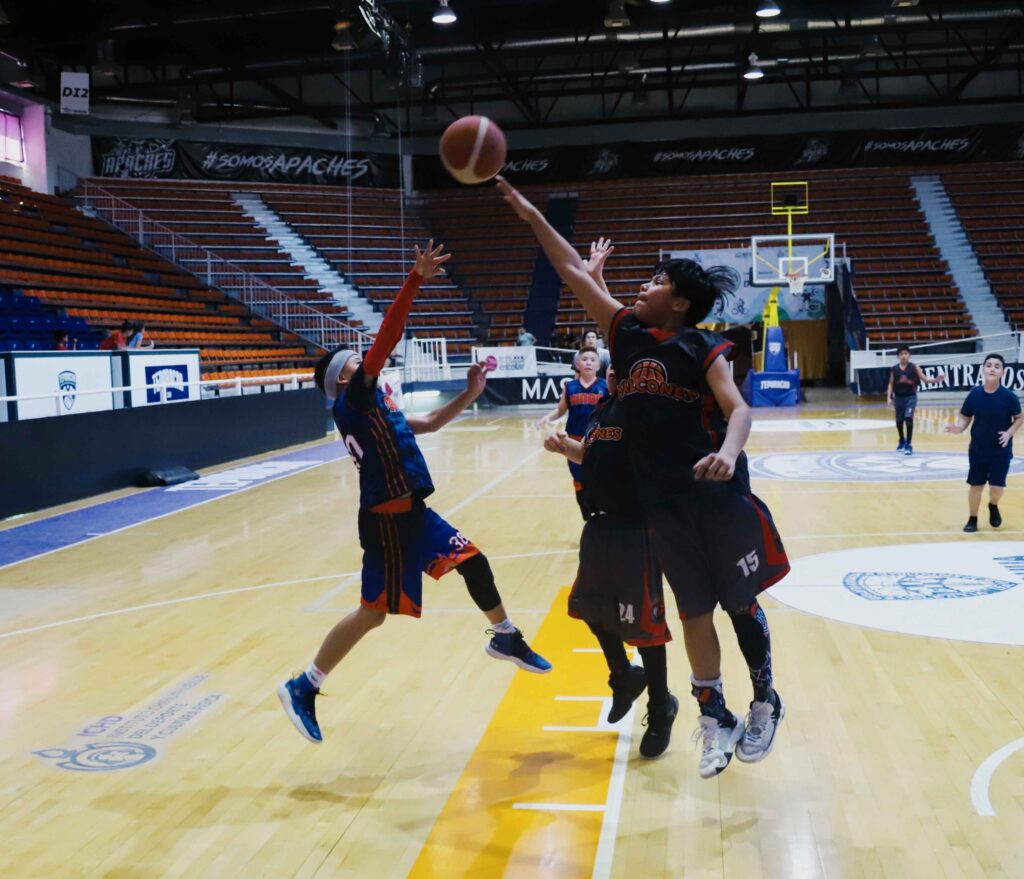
[
  {"xmin": 843, "ymin": 572, "xmax": 1018, "ymax": 601},
  {"xmin": 748, "ymin": 451, "xmax": 1024, "ymax": 482},
  {"xmin": 33, "ymin": 675, "xmax": 222, "ymax": 773},
  {"xmin": 33, "ymin": 742, "xmax": 157, "ymax": 772}
]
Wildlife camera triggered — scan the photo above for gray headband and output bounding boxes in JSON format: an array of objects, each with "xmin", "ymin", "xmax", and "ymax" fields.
[{"xmin": 323, "ymin": 349, "xmax": 359, "ymax": 403}]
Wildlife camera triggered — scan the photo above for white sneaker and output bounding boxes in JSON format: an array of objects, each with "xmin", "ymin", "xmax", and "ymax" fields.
[
  {"xmin": 691, "ymin": 712, "xmax": 744, "ymax": 779},
  {"xmin": 735, "ymin": 692, "xmax": 785, "ymax": 763}
]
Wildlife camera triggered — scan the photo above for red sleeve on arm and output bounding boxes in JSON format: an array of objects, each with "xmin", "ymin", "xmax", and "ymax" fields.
[{"xmin": 363, "ymin": 269, "xmax": 423, "ymax": 377}]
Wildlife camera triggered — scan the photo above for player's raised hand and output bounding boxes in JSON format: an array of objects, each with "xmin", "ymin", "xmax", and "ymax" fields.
[
  {"xmin": 584, "ymin": 238, "xmax": 615, "ymax": 279},
  {"xmin": 693, "ymin": 450, "xmax": 736, "ymax": 481},
  {"xmin": 413, "ymin": 240, "xmax": 451, "ymax": 279},
  {"xmin": 495, "ymin": 176, "xmax": 539, "ymax": 223},
  {"xmin": 466, "ymin": 360, "xmax": 490, "ymax": 397}
]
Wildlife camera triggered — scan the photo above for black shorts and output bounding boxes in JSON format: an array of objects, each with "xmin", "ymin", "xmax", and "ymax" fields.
[
  {"xmin": 894, "ymin": 394, "xmax": 917, "ymax": 420},
  {"xmin": 569, "ymin": 514, "xmax": 671, "ymax": 647},
  {"xmin": 967, "ymin": 450, "xmax": 1012, "ymax": 487},
  {"xmin": 647, "ymin": 490, "xmax": 790, "ymax": 619}
]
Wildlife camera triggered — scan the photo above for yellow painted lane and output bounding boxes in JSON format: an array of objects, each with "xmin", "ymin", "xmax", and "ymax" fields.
[{"xmin": 409, "ymin": 588, "xmax": 628, "ymax": 879}]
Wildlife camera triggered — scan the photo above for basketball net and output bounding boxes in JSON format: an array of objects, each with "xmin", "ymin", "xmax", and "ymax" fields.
[{"xmin": 786, "ymin": 272, "xmax": 807, "ymax": 295}]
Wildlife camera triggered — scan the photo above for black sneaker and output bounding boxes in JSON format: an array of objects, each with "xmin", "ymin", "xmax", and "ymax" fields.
[
  {"xmin": 963, "ymin": 517, "xmax": 978, "ymax": 533},
  {"xmin": 989, "ymin": 504, "xmax": 1002, "ymax": 528},
  {"xmin": 639, "ymin": 692, "xmax": 679, "ymax": 759},
  {"xmin": 607, "ymin": 665, "xmax": 647, "ymax": 724}
]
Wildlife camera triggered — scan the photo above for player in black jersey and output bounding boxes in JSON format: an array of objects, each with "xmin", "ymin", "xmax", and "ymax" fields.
[
  {"xmin": 544, "ymin": 365, "xmax": 676, "ymax": 757},
  {"xmin": 886, "ymin": 345, "xmax": 946, "ymax": 455},
  {"xmin": 499, "ymin": 178, "xmax": 790, "ymax": 778}
]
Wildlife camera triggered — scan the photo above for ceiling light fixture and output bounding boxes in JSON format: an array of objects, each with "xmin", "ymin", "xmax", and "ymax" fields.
[
  {"xmin": 432, "ymin": 0, "xmax": 456, "ymax": 25},
  {"xmin": 743, "ymin": 52, "xmax": 764, "ymax": 80},
  {"xmin": 755, "ymin": 0, "xmax": 781, "ymax": 17}
]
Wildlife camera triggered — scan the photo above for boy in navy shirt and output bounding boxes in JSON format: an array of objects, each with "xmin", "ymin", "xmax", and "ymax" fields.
[
  {"xmin": 277, "ymin": 241, "xmax": 551, "ymax": 745},
  {"xmin": 945, "ymin": 353, "xmax": 1023, "ymax": 532}
]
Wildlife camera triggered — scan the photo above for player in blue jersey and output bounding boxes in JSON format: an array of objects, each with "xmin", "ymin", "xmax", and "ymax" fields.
[
  {"xmin": 277, "ymin": 241, "xmax": 551, "ymax": 745},
  {"xmin": 536, "ymin": 347, "xmax": 608, "ymax": 516},
  {"xmin": 499, "ymin": 180, "xmax": 789, "ymax": 779},
  {"xmin": 945, "ymin": 353, "xmax": 1023, "ymax": 532},
  {"xmin": 544, "ymin": 364, "xmax": 676, "ymax": 757}
]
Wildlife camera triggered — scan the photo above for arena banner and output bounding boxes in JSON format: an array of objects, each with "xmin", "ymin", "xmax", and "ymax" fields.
[
  {"xmin": 482, "ymin": 375, "xmax": 568, "ymax": 405},
  {"xmin": 855, "ymin": 362, "xmax": 1024, "ymax": 395},
  {"xmin": 667, "ymin": 248, "xmax": 825, "ymax": 323},
  {"xmin": 414, "ymin": 123, "xmax": 1024, "ymax": 189},
  {"xmin": 92, "ymin": 137, "xmax": 399, "ymax": 187},
  {"xmin": 470, "ymin": 346, "xmax": 538, "ymax": 379}
]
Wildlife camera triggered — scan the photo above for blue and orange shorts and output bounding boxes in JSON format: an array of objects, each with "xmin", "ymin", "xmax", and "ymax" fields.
[{"xmin": 357, "ymin": 498, "xmax": 478, "ymax": 617}]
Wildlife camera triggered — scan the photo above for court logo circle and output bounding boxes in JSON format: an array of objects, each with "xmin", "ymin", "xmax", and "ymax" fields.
[
  {"xmin": 33, "ymin": 741, "xmax": 157, "ymax": 772},
  {"xmin": 771, "ymin": 542, "xmax": 1024, "ymax": 644},
  {"xmin": 747, "ymin": 451, "xmax": 1024, "ymax": 482},
  {"xmin": 749, "ymin": 418, "xmax": 890, "ymax": 433}
]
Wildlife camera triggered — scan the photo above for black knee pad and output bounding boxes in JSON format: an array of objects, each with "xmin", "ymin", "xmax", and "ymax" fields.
[{"xmin": 457, "ymin": 553, "xmax": 502, "ymax": 613}]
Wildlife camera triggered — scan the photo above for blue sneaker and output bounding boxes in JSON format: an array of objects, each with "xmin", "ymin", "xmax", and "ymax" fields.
[
  {"xmin": 485, "ymin": 629, "xmax": 552, "ymax": 674},
  {"xmin": 276, "ymin": 673, "xmax": 322, "ymax": 743},
  {"xmin": 896, "ymin": 439, "xmax": 906, "ymax": 452},
  {"xmin": 904, "ymin": 444, "xmax": 913, "ymax": 456}
]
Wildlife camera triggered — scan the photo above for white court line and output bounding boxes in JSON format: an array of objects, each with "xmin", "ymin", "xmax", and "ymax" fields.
[
  {"xmin": 441, "ymin": 448, "xmax": 543, "ymax": 517},
  {"xmin": 594, "ymin": 704, "xmax": 634, "ymax": 879},
  {"xmin": 0, "ymin": 452, "xmax": 342, "ymax": 574},
  {"xmin": 970, "ymin": 736, "xmax": 1024, "ymax": 816},
  {"xmin": 0, "ymin": 573, "xmax": 350, "ymax": 641}
]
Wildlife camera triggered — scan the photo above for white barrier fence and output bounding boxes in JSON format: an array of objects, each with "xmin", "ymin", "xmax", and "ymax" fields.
[{"xmin": 0, "ymin": 371, "xmax": 315, "ymax": 421}]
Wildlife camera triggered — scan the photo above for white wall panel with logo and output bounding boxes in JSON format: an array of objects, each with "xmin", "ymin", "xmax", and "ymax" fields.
[
  {"xmin": 123, "ymin": 350, "xmax": 201, "ymax": 408},
  {"xmin": 9, "ymin": 351, "xmax": 116, "ymax": 420}
]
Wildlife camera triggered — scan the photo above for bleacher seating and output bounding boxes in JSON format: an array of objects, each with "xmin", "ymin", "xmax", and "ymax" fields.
[
  {"xmin": 0, "ymin": 176, "xmax": 317, "ymax": 374},
  {"xmin": 261, "ymin": 188, "xmax": 479, "ymax": 358},
  {"xmin": 421, "ymin": 168, "xmax": 977, "ymax": 349},
  {"xmin": 87, "ymin": 179, "xmax": 482, "ymax": 361},
  {"xmin": 940, "ymin": 162, "xmax": 1024, "ymax": 332}
]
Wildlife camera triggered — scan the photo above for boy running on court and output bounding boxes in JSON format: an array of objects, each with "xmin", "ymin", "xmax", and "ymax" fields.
[
  {"xmin": 945, "ymin": 353, "xmax": 1022, "ymax": 533},
  {"xmin": 544, "ymin": 363, "xmax": 676, "ymax": 758},
  {"xmin": 277, "ymin": 241, "xmax": 551, "ymax": 745},
  {"xmin": 886, "ymin": 344, "xmax": 946, "ymax": 455},
  {"xmin": 536, "ymin": 346, "xmax": 608, "ymax": 517},
  {"xmin": 499, "ymin": 179, "xmax": 789, "ymax": 779}
]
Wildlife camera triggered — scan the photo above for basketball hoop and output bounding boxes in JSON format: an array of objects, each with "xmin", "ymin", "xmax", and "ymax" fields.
[{"xmin": 786, "ymin": 273, "xmax": 807, "ymax": 295}]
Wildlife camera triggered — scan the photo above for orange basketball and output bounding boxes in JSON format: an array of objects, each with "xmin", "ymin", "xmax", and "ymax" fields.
[{"xmin": 439, "ymin": 115, "xmax": 507, "ymax": 185}]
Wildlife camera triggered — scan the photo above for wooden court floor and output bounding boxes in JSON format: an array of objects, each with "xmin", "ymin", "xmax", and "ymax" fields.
[{"xmin": 1, "ymin": 395, "xmax": 1023, "ymax": 879}]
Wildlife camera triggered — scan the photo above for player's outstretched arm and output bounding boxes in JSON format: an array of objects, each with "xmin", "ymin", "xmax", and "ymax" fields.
[
  {"xmin": 543, "ymin": 430, "xmax": 584, "ymax": 465},
  {"xmin": 408, "ymin": 361, "xmax": 490, "ymax": 434},
  {"xmin": 916, "ymin": 364, "xmax": 947, "ymax": 385},
  {"xmin": 692, "ymin": 357, "xmax": 752, "ymax": 481},
  {"xmin": 362, "ymin": 240, "xmax": 450, "ymax": 386},
  {"xmin": 944, "ymin": 413, "xmax": 971, "ymax": 434},
  {"xmin": 584, "ymin": 238, "xmax": 615, "ymax": 296},
  {"xmin": 496, "ymin": 177, "xmax": 620, "ymax": 335},
  {"xmin": 535, "ymin": 386, "xmax": 569, "ymax": 428}
]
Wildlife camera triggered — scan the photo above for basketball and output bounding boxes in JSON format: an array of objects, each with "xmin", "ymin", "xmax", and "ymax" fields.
[{"xmin": 439, "ymin": 116, "xmax": 507, "ymax": 185}]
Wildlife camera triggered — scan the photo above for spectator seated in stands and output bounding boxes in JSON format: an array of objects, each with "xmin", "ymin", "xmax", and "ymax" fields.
[
  {"xmin": 517, "ymin": 326, "xmax": 537, "ymax": 347},
  {"xmin": 127, "ymin": 320, "xmax": 155, "ymax": 349},
  {"xmin": 53, "ymin": 330, "xmax": 75, "ymax": 351},
  {"xmin": 99, "ymin": 320, "xmax": 133, "ymax": 350},
  {"xmin": 573, "ymin": 329, "xmax": 611, "ymax": 377}
]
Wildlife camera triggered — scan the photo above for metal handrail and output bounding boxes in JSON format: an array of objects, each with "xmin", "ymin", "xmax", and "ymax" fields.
[{"xmin": 77, "ymin": 181, "xmax": 375, "ymax": 354}]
